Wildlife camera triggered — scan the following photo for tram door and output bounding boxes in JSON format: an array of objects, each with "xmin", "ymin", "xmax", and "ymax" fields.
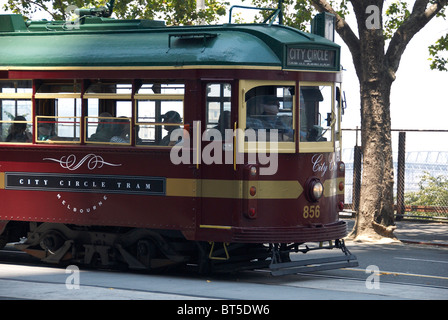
[{"xmin": 199, "ymin": 81, "xmax": 240, "ymax": 227}]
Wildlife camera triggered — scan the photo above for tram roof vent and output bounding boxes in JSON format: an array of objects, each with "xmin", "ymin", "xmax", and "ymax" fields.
[
  {"xmin": 0, "ymin": 15, "xmax": 28, "ymax": 33},
  {"xmin": 168, "ymin": 32, "xmax": 219, "ymax": 49}
]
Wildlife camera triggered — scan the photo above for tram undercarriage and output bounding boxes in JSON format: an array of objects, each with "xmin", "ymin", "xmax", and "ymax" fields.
[{"xmin": 10, "ymin": 222, "xmax": 358, "ymax": 275}]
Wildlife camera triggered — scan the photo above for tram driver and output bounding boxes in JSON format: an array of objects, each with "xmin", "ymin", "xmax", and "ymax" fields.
[{"xmin": 246, "ymin": 94, "xmax": 293, "ymax": 141}]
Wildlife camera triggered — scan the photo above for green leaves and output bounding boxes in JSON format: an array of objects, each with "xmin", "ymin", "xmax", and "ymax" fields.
[
  {"xmin": 405, "ymin": 172, "xmax": 448, "ymax": 207},
  {"xmin": 429, "ymin": 34, "xmax": 448, "ymax": 71},
  {"xmin": 384, "ymin": 1, "xmax": 410, "ymax": 40},
  {"xmin": 4, "ymin": 0, "xmax": 228, "ymax": 26}
]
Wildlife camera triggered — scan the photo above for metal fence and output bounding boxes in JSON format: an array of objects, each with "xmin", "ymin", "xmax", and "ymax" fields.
[{"xmin": 342, "ymin": 129, "xmax": 448, "ymax": 222}]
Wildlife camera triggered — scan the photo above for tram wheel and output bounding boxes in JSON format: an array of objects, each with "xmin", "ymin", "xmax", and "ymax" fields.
[{"xmin": 136, "ymin": 239, "xmax": 157, "ymax": 270}]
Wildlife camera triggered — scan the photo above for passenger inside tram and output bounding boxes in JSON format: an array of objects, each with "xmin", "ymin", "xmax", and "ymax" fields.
[
  {"xmin": 37, "ymin": 119, "xmax": 57, "ymax": 141},
  {"xmin": 110, "ymin": 117, "xmax": 131, "ymax": 143},
  {"xmin": 89, "ymin": 112, "xmax": 114, "ymax": 142},
  {"xmin": 5, "ymin": 116, "xmax": 32, "ymax": 143},
  {"xmin": 160, "ymin": 110, "xmax": 182, "ymax": 146}
]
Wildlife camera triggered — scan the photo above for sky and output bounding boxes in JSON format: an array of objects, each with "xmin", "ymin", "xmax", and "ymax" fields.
[{"xmin": 1, "ymin": 0, "xmax": 447, "ymax": 152}]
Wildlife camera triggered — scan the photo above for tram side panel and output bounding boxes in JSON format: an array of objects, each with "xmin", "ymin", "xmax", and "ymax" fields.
[{"xmin": 0, "ymin": 147, "xmax": 198, "ymax": 236}]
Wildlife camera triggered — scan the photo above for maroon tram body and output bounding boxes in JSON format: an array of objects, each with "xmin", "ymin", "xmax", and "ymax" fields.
[{"xmin": 0, "ymin": 11, "xmax": 357, "ymax": 274}]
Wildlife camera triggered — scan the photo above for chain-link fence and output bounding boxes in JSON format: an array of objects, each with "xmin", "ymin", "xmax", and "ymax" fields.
[{"xmin": 342, "ymin": 129, "xmax": 448, "ymax": 222}]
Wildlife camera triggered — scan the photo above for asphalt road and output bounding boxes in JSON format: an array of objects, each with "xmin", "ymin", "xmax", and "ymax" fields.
[{"xmin": 0, "ymin": 239, "xmax": 446, "ymax": 301}]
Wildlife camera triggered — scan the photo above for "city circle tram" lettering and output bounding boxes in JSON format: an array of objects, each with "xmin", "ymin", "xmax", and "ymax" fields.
[{"xmin": 5, "ymin": 172, "xmax": 166, "ymax": 196}]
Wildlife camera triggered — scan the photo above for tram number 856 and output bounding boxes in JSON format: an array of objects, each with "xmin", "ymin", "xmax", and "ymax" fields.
[{"xmin": 303, "ymin": 205, "xmax": 320, "ymax": 219}]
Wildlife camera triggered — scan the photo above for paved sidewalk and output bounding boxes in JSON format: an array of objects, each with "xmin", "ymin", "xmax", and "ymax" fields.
[{"xmin": 344, "ymin": 219, "xmax": 448, "ymax": 247}]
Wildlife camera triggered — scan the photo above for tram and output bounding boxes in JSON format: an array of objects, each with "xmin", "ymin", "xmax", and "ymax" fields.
[{"xmin": 0, "ymin": 1, "xmax": 357, "ymax": 274}]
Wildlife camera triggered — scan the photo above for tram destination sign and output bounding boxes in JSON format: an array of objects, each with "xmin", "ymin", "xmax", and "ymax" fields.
[
  {"xmin": 286, "ymin": 47, "xmax": 336, "ymax": 69},
  {"xmin": 4, "ymin": 172, "xmax": 166, "ymax": 196}
]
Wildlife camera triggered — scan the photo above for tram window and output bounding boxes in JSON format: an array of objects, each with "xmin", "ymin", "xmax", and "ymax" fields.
[
  {"xmin": 85, "ymin": 81, "xmax": 132, "ymax": 145},
  {"xmin": 35, "ymin": 81, "xmax": 81, "ymax": 143},
  {"xmin": 0, "ymin": 80, "xmax": 32, "ymax": 94},
  {"xmin": 35, "ymin": 99, "xmax": 82, "ymax": 143},
  {"xmin": 137, "ymin": 83, "xmax": 185, "ymax": 95},
  {"xmin": 85, "ymin": 81, "xmax": 132, "ymax": 95},
  {"xmin": 204, "ymin": 83, "xmax": 231, "ymax": 141},
  {"xmin": 245, "ymin": 85, "xmax": 294, "ymax": 142},
  {"xmin": 135, "ymin": 83, "xmax": 184, "ymax": 146},
  {"xmin": 299, "ymin": 85, "xmax": 333, "ymax": 142},
  {"xmin": 0, "ymin": 80, "xmax": 33, "ymax": 143},
  {"xmin": 36, "ymin": 81, "xmax": 81, "ymax": 95}
]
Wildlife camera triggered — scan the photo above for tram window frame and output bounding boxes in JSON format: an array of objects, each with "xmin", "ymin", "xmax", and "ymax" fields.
[
  {"xmin": 204, "ymin": 83, "xmax": 232, "ymax": 142},
  {"xmin": 34, "ymin": 80, "xmax": 82, "ymax": 144},
  {"xmin": 298, "ymin": 81, "xmax": 335, "ymax": 153},
  {"xmin": 0, "ymin": 80, "xmax": 33, "ymax": 144},
  {"xmin": 84, "ymin": 80, "xmax": 133, "ymax": 146},
  {"xmin": 134, "ymin": 82, "xmax": 185, "ymax": 147},
  {"xmin": 239, "ymin": 80, "xmax": 296, "ymax": 154}
]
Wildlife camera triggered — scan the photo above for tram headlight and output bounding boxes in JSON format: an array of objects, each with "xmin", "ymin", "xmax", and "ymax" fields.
[
  {"xmin": 312, "ymin": 181, "xmax": 324, "ymax": 200},
  {"xmin": 307, "ymin": 178, "xmax": 324, "ymax": 202}
]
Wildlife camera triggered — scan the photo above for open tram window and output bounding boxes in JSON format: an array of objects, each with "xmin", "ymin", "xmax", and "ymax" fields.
[
  {"xmin": 245, "ymin": 85, "xmax": 294, "ymax": 142},
  {"xmin": 299, "ymin": 84, "xmax": 334, "ymax": 142},
  {"xmin": 0, "ymin": 80, "xmax": 33, "ymax": 143},
  {"xmin": 204, "ymin": 83, "xmax": 231, "ymax": 141},
  {"xmin": 84, "ymin": 80, "xmax": 132, "ymax": 145},
  {"xmin": 298, "ymin": 82, "xmax": 335, "ymax": 153},
  {"xmin": 134, "ymin": 82, "xmax": 184, "ymax": 146},
  {"xmin": 35, "ymin": 80, "xmax": 81, "ymax": 143}
]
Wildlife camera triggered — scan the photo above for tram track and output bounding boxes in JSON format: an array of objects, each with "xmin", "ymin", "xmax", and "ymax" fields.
[
  {"xmin": 285, "ymin": 268, "xmax": 448, "ymax": 291},
  {"xmin": 1, "ymin": 244, "xmax": 447, "ymax": 300}
]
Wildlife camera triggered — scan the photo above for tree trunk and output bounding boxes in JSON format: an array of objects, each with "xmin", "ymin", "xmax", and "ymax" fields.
[
  {"xmin": 350, "ymin": 79, "xmax": 397, "ymax": 241},
  {"xmin": 348, "ymin": 19, "xmax": 397, "ymax": 241}
]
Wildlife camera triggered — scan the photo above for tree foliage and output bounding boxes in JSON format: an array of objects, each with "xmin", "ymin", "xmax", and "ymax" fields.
[
  {"xmin": 246, "ymin": 0, "xmax": 349, "ymax": 31},
  {"xmin": 383, "ymin": 1, "xmax": 411, "ymax": 40},
  {"xmin": 429, "ymin": 34, "xmax": 448, "ymax": 71},
  {"xmin": 3, "ymin": 0, "xmax": 228, "ymax": 25},
  {"xmin": 405, "ymin": 172, "xmax": 448, "ymax": 206}
]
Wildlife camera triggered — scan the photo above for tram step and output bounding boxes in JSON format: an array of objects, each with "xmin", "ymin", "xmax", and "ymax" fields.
[{"xmin": 269, "ymin": 254, "xmax": 358, "ymax": 276}]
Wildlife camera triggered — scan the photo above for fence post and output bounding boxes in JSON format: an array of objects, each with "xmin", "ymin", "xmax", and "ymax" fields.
[
  {"xmin": 396, "ymin": 131, "xmax": 406, "ymax": 221},
  {"xmin": 352, "ymin": 145, "xmax": 362, "ymax": 216}
]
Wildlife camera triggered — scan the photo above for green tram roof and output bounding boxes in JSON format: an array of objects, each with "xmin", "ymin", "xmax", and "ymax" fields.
[{"xmin": 0, "ymin": 14, "xmax": 340, "ymax": 71}]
